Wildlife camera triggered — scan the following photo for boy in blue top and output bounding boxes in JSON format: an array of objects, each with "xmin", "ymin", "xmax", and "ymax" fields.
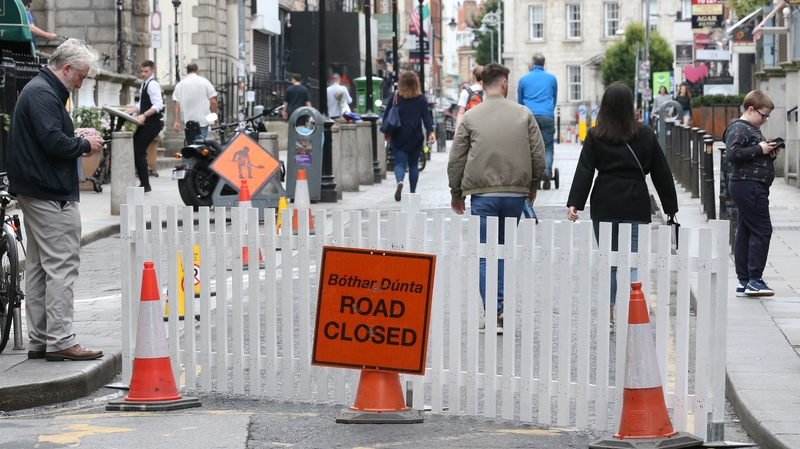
[{"xmin": 517, "ymin": 54, "xmax": 557, "ymax": 189}]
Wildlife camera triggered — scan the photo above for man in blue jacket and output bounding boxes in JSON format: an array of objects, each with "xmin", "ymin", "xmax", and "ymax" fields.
[
  {"xmin": 517, "ymin": 54, "xmax": 557, "ymax": 189},
  {"xmin": 8, "ymin": 39, "xmax": 105, "ymax": 361}
]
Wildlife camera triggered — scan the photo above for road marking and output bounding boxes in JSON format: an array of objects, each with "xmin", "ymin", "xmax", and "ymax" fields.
[
  {"xmin": 496, "ymin": 428, "xmax": 568, "ymax": 435},
  {"xmin": 38, "ymin": 423, "xmax": 134, "ymax": 446}
]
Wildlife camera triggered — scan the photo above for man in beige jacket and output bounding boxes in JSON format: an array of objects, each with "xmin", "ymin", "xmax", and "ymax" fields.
[{"xmin": 448, "ymin": 62, "xmax": 545, "ymax": 333}]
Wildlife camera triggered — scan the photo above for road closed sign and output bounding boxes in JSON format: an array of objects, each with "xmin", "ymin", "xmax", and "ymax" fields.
[{"xmin": 312, "ymin": 247, "xmax": 436, "ymax": 375}]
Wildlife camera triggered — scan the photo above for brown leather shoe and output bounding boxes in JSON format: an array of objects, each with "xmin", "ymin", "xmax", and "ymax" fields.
[{"xmin": 45, "ymin": 344, "xmax": 103, "ymax": 361}]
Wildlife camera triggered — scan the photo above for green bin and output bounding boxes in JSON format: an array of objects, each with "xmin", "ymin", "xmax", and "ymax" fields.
[{"xmin": 353, "ymin": 76, "xmax": 384, "ymax": 114}]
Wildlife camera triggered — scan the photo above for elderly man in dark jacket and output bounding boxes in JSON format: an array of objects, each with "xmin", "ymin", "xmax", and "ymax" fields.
[{"xmin": 8, "ymin": 39, "xmax": 104, "ymax": 361}]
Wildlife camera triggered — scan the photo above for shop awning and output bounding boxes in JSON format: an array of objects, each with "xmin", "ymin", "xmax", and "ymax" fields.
[{"xmin": 727, "ymin": 7, "xmax": 763, "ymax": 35}]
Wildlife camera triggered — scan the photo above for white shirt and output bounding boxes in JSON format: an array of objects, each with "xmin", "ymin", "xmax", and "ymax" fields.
[
  {"xmin": 457, "ymin": 83, "xmax": 483, "ymax": 108},
  {"xmin": 326, "ymin": 83, "xmax": 353, "ymax": 118},
  {"xmin": 173, "ymin": 73, "xmax": 218, "ymax": 127},
  {"xmin": 136, "ymin": 75, "xmax": 164, "ymax": 114}
]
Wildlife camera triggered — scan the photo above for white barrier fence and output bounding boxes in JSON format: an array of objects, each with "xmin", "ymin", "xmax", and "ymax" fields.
[{"xmin": 120, "ymin": 199, "xmax": 728, "ymax": 439}]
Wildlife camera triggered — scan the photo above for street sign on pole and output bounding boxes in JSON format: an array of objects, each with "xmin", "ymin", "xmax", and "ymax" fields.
[{"xmin": 150, "ymin": 11, "xmax": 162, "ymax": 49}]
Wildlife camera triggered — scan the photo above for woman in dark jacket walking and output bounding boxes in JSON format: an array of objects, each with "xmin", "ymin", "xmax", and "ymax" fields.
[
  {"xmin": 383, "ymin": 71, "xmax": 435, "ymax": 201},
  {"xmin": 566, "ymin": 82, "xmax": 678, "ymax": 329}
]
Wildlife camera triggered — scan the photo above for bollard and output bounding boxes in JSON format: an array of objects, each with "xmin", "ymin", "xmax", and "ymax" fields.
[
  {"xmin": 718, "ymin": 145, "xmax": 729, "ymax": 220},
  {"xmin": 674, "ymin": 124, "xmax": 683, "ymax": 181},
  {"xmin": 338, "ymin": 123, "xmax": 360, "ymax": 192},
  {"xmin": 111, "ymin": 131, "xmax": 136, "ymax": 215},
  {"xmin": 330, "ymin": 125, "xmax": 343, "ymax": 199},
  {"xmin": 704, "ymin": 138, "xmax": 716, "ymax": 219},
  {"xmin": 376, "ymin": 121, "xmax": 387, "ymax": 178},
  {"xmin": 684, "ymin": 127, "xmax": 697, "ymax": 191},
  {"xmin": 690, "ymin": 129, "xmax": 703, "ymax": 198},
  {"xmin": 665, "ymin": 120, "xmax": 675, "ymax": 173},
  {"xmin": 259, "ymin": 132, "xmax": 280, "ymax": 194},
  {"xmin": 355, "ymin": 121, "xmax": 374, "ymax": 185}
]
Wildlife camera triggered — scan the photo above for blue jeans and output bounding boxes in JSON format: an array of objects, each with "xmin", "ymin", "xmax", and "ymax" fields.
[
  {"xmin": 592, "ymin": 220, "xmax": 644, "ymax": 306},
  {"xmin": 393, "ymin": 146, "xmax": 422, "ymax": 192},
  {"xmin": 729, "ymin": 181, "xmax": 772, "ymax": 283},
  {"xmin": 200, "ymin": 126, "xmax": 209, "ymax": 138},
  {"xmin": 471, "ymin": 195, "xmax": 525, "ymax": 316},
  {"xmin": 534, "ymin": 115, "xmax": 555, "ymax": 173}
]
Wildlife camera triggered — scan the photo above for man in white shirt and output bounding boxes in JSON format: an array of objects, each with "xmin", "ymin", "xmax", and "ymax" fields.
[
  {"xmin": 124, "ymin": 60, "xmax": 164, "ymax": 192},
  {"xmin": 325, "ymin": 73, "xmax": 352, "ymax": 119},
  {"xmin": 454, "ymin": 65, "xmax": 483, "ymax": 131},
  {"xmin": 173, "ymin": 63, "xmax": 218, "ymax": 137}
]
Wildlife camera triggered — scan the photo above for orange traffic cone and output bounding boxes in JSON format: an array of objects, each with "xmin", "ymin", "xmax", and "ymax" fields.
[
  {"xmin": 566, "ymin": 126, "xmax": 573, "ymax": 143},
  {"xmin": 106, "ymin": 262, "xmax": 201, "ymax": 411},
  {"xmin": 589, "ymin": 282, "xmax": 702, "ymax": 448},
  {"xmin": 238, "ymin": 179, "xmax": 264, "ymax": 266},
  {"xmin": 292, "ymin": 169, "xmax": 315, "ymax": 235},
  {"xmin": 336, "ymin": 370, "xmax": 423, "ymax": 423}
]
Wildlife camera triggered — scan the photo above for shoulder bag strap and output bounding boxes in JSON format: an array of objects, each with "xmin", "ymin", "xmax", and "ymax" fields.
[{"xmin": 626, "ymin": 143, "xmax": 647, "ymax": 181}]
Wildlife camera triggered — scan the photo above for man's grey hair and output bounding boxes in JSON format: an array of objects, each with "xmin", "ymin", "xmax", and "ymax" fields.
[
  {"xmin": 48, "ymin": 38, "xmax": 100, "ymax": 77},
  {"xmin": 532, "ymin": 54, "xmax": 545, "ymax": 67},
  {"xmin": 332, "ymin": 73, "xmax": 341, "ymax": 82}
]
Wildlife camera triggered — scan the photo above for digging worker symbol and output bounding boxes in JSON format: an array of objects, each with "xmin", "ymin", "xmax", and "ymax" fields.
[{"xmin": 231, "ymin": 145, "xmax": 264, "ymax": 179}]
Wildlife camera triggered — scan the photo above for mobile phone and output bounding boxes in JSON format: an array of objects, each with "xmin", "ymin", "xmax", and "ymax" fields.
[{"xmin": 771, "ymin": 137, "xmax": 785, "ymax": 149}]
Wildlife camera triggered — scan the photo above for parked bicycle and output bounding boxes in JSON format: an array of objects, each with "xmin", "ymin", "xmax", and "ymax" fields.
[{"xmin": 0, "ymin": 172, "xmax": 25, "ymax": 353}]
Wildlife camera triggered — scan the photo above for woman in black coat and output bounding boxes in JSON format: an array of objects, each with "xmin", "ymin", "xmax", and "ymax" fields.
[{"xmin": 566, "ymin": 82, "xmax": 678, "ymax": 329}]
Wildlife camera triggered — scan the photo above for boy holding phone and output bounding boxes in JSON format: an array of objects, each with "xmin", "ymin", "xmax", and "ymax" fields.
[{"xmin": 722, "ymin": 90, "xmax": 780, "ymax": 296}]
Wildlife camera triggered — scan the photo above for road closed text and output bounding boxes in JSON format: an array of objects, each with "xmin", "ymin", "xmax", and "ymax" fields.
[{"xmin": 322, "ymin": 295, "xmax": 416, "ymax": 345}]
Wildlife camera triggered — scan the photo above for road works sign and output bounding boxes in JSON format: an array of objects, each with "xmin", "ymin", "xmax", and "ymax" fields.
[
  {"xmin": 312, "ymin": 247, "xmax": 436, "ymax": 375},
  {"xmin": 210, "ymin": 133, "xmax": 280, "ymax": 193}
]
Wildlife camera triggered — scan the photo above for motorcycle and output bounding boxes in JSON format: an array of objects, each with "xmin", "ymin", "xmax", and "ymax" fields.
[{"xmin": 172, "ymin": 96, "xmax": 283, "ymax": 208}]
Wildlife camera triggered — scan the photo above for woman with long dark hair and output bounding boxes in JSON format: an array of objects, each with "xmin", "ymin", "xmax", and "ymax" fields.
[
  {"xmin": 383, "ymin": 71, "xmax": 435, "ymax": 201},
  {"xmin": 566, "ymin": 82, "xmax": 678, "ymax": 330},
  {"xmin": 675, "ymin": 83, "xmax": 692, "ymax": 126}
]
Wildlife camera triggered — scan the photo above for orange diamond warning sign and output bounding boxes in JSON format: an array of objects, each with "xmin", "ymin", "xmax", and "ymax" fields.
[
  {"xmin": 312, "ymin": 247, "xmax": 436, "ymax": 375},
  {"xmin": 210, "ymin": 133, "xmax": 280, "ymax": 193}
]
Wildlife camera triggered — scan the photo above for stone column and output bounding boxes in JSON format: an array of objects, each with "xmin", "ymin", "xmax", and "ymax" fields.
[
  {"xmin": 785, "ymin": 61, "xmax": 800, "ymax": 187},
  {"xmin": 764, "ymin": 67, "xmax": 787, "ymax": 177},
  {"xmin": 338, "ymin": 124, "xmax": 360, "ymax": 192},
  {"xmin": 355, "ymin": 121, "xmax": 374, "ymax": 185},
  {"xmin": 111, "ymin": 131, "xmax": 136, "ymax": 215}
]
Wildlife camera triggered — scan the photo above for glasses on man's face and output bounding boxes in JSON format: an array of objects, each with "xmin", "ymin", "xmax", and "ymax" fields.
[{"xmin": 755, "ymin": 110, "xmax": 770, "ymax": 121}]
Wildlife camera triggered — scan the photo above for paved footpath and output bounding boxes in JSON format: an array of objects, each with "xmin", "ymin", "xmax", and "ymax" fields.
[{"xmin": 0, "ymin": 142, "xmax": 798, "ymax": 448}]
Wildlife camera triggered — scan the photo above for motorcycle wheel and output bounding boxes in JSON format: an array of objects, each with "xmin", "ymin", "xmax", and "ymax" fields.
[
  {"xmin": 178, "ymin": 158, "xmax": 218, "ymax": 209},
  {"xmin": 417, "ymin": 148, "xmax": 427, "ymax": 172}
]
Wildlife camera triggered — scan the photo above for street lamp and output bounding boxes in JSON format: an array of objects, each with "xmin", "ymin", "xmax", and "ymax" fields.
[
  {"xmin": 448, "ymin": 18, "xmax": 457, "ymax": 31},
  {"xmin": 172, "ymin": 0, "xmax": 181, "ymax": 82},
  {"xmin": 481, "ymin": 5, "xmax": 502, "ymax": 63},
  {"xmin": 117, "ymin": 0, "xmax": 123, "ymax": 74}
]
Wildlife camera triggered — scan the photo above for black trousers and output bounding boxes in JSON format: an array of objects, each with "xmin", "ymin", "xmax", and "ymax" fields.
[
  {"xmin": 729, "ymin": 180, "xmax": 772, "ymax": 282},
  {"xmin": 133, "ymin": 121, "xmax": 162, "ymax": 189}
]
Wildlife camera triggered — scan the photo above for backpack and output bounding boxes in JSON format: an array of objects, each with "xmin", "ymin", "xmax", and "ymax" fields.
[{"xmin": 465, "ymin": 86, "xmax": 484, "ymax": 111}]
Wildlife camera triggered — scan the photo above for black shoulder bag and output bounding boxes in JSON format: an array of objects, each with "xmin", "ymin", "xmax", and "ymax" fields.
[{"xmin": 627, "ymin": 143, "xmax": 680, "ymax": 249}]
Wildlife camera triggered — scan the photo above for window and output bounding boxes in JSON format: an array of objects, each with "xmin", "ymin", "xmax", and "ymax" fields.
[
  {"xmin": 529, "ymin": 5, "xmax": 544, "ymax": 40},
  {"xmin": 604, "ymin": 3, "xmax": 619, "ymax": 37},
  {"xmin": 643, "ymin": 0, "xmax": 659, "ymax": 32},
  {"xmin": 567, "ymin": 66, "xmax": 582, "ymax": 101},
  {"xmin": 567, "ymin": 4, "xmax": 581, "ymax": 39}
]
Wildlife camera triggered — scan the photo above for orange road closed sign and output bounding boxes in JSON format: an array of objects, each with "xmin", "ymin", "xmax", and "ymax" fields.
[
  {"xmin": 312, "ymin": 247, "xmax": 436, "ymax": 375},
  {"xmin": 210, "ymin": 133, "xmax": 280, "ymax": 193}
]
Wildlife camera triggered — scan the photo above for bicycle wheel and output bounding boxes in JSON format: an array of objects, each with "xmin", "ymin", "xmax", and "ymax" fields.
[{"xmin": 0, "ymin": 231, "xmax": 18, "ymax": 353}]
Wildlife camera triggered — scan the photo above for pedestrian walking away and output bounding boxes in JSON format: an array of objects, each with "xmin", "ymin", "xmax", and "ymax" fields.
[
  {"xmin": 124, "ymin": 60, "xmax": 164, "ymax": 192},
  {"xmin": 382, "ymin": 71, "xmax": 435, "ymax": 201},
  {"xmin": 7, "ymin": 38, "xmax": 105, "ymax": 361},
  {"xmin": 24, "ymin": 0, "xmax": 59, "ymax": 50},
  {"xmin": 517, "ymin": 53, "xmax": 557, "ymax": 189},
  {"xmin": 326, "ymin": 73, "xmax": 353, "ymax": 119},
  {"xmin": 448, "ymin": 62, "xmax": 545, "ymax": 334},
  {"xmin": 282, "ymin": 73, "xmax": 312, "ymax": 122},
  {"xmin": 454, "ymin": 65, "xmax": 483, "ymax": 131},
  {"xmin": 173, "ymin": 62, "xmax": 218, "ymax": 138},
  {"xmin": 566, "ymin": 82, "xmax": 678, "ymax": 332},
  {"xmin": 723, "ymin": 90, "xmax": 780, "ymax": 297}
]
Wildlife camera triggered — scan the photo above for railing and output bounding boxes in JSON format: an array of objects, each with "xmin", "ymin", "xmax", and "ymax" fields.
[
  {"xmin": 119, "ymin": 195, "xmax": 729, "ymax": 439},
  {"xmin": 0, "ymin": 50, "xmax": 46, "ymax": 171},
  {"xmin": 664, "ymin": 119, "xmax": 719, "ymax": 222}
]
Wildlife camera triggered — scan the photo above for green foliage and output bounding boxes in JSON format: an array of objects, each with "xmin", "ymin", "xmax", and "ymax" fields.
[
  {"xmin": 73, "ymin": 106, "xmax": 105, "ymax": 132},
  {"xmin": 690, "ymin": 94, "xmax": 746, "ymax": 108},
  {"xmin": 2, "ymin": 114, "xmax": 9, "ymax": 133},
  {"xmin": 600, "ymin": 22, "xmax": 674, "ymax": 92},
  {"xmin": 474, "ymin": 0, "xmax": 502, "ymax": 65},
  {"xmin": 729, "ymin": 0, "xmax": 772, "ymax": 18}
]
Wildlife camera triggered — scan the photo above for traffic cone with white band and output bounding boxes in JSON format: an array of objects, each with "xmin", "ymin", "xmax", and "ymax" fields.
[
  {"xmin": 238, "ymin": 179, "xmax": 264, "ymax": 266},
  {"xmin": 292, "ymin": 169, "xmax": 315, "ymax": 235},
  {"xmin": 106, "ymin": 262, "xmax": 201, "ymax": 411},
  {"xmin": 589, "ymin": 282, "xmax": 702, "ymax": 448}
]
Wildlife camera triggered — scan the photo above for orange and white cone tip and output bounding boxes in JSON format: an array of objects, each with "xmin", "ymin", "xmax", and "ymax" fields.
[
  {"xmin": 292, "ymin": 169, "xmax": 314, "ymax": 232},
  {"xmin": 126, "ymin": 261, "xmax": 183, "ymax": 403},
  {"xmin": 238, "ymin": 179, "xmax": 263, "ymax": 264},
  {"xmin": 614, "ymin": 281, "xmax": 677, "ymax": 439}
]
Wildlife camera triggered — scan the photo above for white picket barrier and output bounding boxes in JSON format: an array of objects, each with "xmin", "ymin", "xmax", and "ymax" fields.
[{"xmin": 120, "ymin": 201, "xmax": 728, "ymax": 438}]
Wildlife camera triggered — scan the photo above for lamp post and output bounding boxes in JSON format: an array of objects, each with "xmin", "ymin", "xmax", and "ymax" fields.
[
  {"xmin": 386, "ymin": 0, "xmax": 399, "ymax": 172},
  {"xmin": 481, "ymin": 6, "xmax": 501, "ymax": 63},
  {"xmin": 363, "ymin": 0, "xmax": 382, "ymax": 183},
  {"xmin": 117, "ymin": 0, "xmax": 123, "ymax": 74},
  {"xmin": 172, "ymin": 0, "xmax": 181, "ymax": 82},
  {"xmin": 418, "ymin": 0, "xmax": 425, "ymax": 93},
  {"xmin": 319, "ymin": 0, "xmax": 337, "ymax": 202}
]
